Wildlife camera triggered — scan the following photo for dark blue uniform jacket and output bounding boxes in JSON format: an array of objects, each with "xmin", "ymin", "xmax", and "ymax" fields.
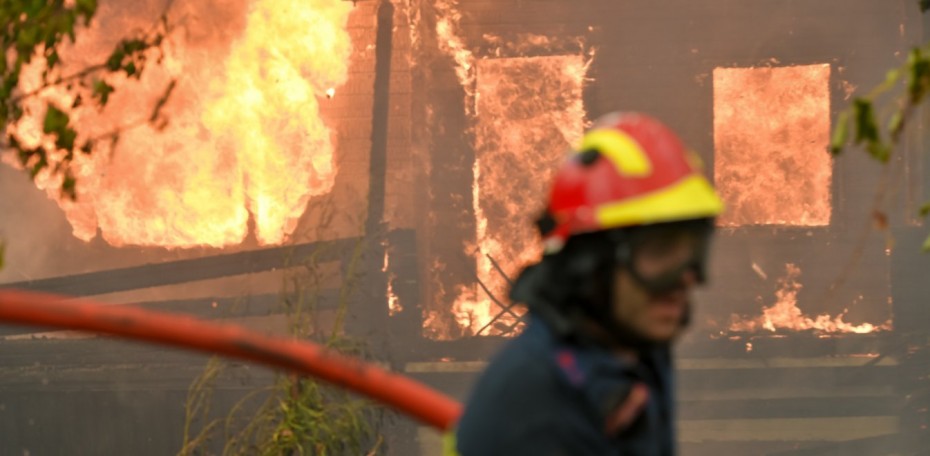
[{"xmin": 455, "ymin": 316, "xmax": 676, "ymax": 455}]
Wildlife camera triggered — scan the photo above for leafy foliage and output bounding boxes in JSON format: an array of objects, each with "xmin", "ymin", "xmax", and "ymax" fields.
[
  {"xmin": 231, "ymin": 371, "xmax": 381, "ymax": 456},
  {"xmin": 178, "ymin": 239, "xmax": 385, "ymax": 456},
  {"xmin": 0, "ymin": 0, "xmax": 171, "ymax": 199},
  {"xmin": 831, "ymin": 6, "xmax": 930, "ymax": 251},
  {"xmin": 178, "ymin": 357, "xmax": 225, "ymax": 455}
]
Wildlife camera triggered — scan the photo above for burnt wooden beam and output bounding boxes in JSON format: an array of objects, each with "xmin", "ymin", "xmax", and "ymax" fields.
[
  {"xmin": 365, "ymin": 0, "xmax": 393, "ymax": 235},
  {"xmin": 386, "ymin": 229, "xmax": 425, "ymax": 357},
  {"xmin": 0, "ymin": 289, "xmax": 344, "ymax": 338},
  {"xmin": 0, "ymin": 237, "xmax": 362, "ymax": 297},
  {"xmin": 349, "ymin": 0, "xmax": 394, "ymax": 347}
]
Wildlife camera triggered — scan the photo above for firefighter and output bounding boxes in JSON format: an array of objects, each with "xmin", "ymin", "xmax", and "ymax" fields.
[{"xmin": 446, "ymin": 112, "xmax": 724, "ymax": 455}]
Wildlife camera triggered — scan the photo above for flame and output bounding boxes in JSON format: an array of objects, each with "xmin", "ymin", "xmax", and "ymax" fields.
[
  {"xmin": 434, "ymin": 0, "xmax": 475, "ymax": 92},
  {"xmin": 8, "ymin": 0, "xmax": 352, "ymax": 248},
  {"xmin": 387, "ymin": 280, "xmax": 401, "ymax": 316},
  {"xmin": 728, "ymin": 263, "xmax": 892, "ymax": 334},
  {"xmin": 424, "ymin": 6, "xmax": 592, "ymax": 337},
  {"xmin": 480, "ymin": 32, "xmax": 590, "ymax": 60},
  {"xmin": 383, "ymin": 250, "xmax": 402, "ymax": 316},
  {"xmin": 450, "ymin": 56, "xmax": 587, "ymax": 336},
  {"xmin": 713, "ymin": 64, "xmax": 832, "ymax": 227}
]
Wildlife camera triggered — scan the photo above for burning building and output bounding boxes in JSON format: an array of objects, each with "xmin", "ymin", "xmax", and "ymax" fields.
[{"xmin": 0, "ymin": 0, "xmax": 928, "ymax": 454}]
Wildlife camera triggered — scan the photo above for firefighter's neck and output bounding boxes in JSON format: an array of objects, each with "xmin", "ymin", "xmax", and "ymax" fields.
[{"xmin": 578, "ymin": 318, "xmax": 639, "ymax": 362}]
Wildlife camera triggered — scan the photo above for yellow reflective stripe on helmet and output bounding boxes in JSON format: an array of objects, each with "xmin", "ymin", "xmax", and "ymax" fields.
[
  {"xmin": 595, "ymin": 174, "xmax": 725, "ymax": 228},
  {"xmin": 442, "ymin": 431, "xmax": 461, "ymax": 456},
  {"xmin": 580, "ymin": 129, "xmax": 652, "ymax": 177}
]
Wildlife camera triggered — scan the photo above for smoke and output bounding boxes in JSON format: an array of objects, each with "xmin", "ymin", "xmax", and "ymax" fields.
[{"xmin": 0, "ymin": 166, "xmax": 75, "ymax": 282}]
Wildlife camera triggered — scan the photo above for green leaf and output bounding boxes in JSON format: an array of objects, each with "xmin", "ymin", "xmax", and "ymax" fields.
[
  {"xmin": 61, "ymin": 172, "xmax": 76, "ymax": 200},
  {"xmin": 43, "ymin": 105, "xmax": 69, "ymax": 134},
  {"xmin": 16, "ymin": 24, "xmax": 39, "ymax": 52},
  {"xmin": 76, "ymin": 0, "xmax": 98, "ymax": 19},
  {"xmin": 45, "ymin": 50, "xmax": 59, "ymax": 70},
  {"xmin": 123, "ymin": 39, "xmax": 148, "ymax": 54},
  {"xmin": 888, "ymin": 110, "xmax": 905, "ymax": 140},
  {"xmin": 852, "ymin": 98, "xmax": 880, "ymax": 144},
  {"xmin": 92, "ymin": 79, "xmax": 114, "ymax": 106},
  {"xmin": 106, "ymin": 49, "xmax": 125, "ymax": 71},
  {"xmin": 16, "ymin": 147, "xmax": 29, "ymax": 166},
  {"xmin": 884, "ymin": 67, "xmax": 902, "ymax": 87},
  {"xmin": 0, "ymin": 240, "xmax": 5, "ymax": 271},
  {"xmin": 55, "ymin": 127, "xmax": 77, "ymax": 152},
  {"xmin": 867, "ymin": 141, "xmax": 891, "ymax": 163},
  {"xmin": 907, "ymin": 48, "xmax": 930, "ymax": 103},
  {"xmin": 922, "ymin": 0, "xmax": 930, "ymax": 13},
  {"xmin": 29, "ymin": 149, "xmax": 48, "ymax": 178},
  {"xmin": 920, "ymin": 201, "xmax": 930, "ymax": 217},
  {"xmin": 923, "ymin": 232, "xmax": 930, "ymax": 253},
  {"xmin": 831, "ymin": 110, "xmax": 851, "ymax": 155},
  {"xmin": 124, "ymin": 61, "xmax": 136, "ymax": 77},
  {"xmin": 65, "ymin": 13, "xmax": 76, "ymax": 42},
  {"xmin": 25, "ymin": 0, "xmax": 44, "ymax": 17},
  {"xmin": 0, "ymin": 75, "xmax": 15, "ymax": 99}
]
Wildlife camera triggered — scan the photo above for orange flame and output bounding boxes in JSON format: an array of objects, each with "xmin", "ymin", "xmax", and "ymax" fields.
[
  {"xmin": 425, "ymin": 6, "xmax": 593, "ymax": 337},
  {"xmin": 434, "ymin": 0, "xmax": 475, "ymax": 93},
  {"xmin": 450, "ymin": 56, "xmax": 587, "ymax": 336},
  {"xmin": 728, "ymin": 263, "xmax": 892, "ymax": 334},
  {"xmin": 383, "ymin": 250, "xmax": 402, "ymax": 316},
  {"xmin": 713, "ymin": 64, "xmax": 832, "ymax": 227},
  {"xmin": 8, "ymin": 0, "xmax": 353, "ymax": 248}
]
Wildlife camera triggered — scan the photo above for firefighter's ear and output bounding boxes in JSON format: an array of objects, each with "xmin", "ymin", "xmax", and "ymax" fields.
[{"xmin": 604, "ymin": 382, "xmax": 649, "ymax": 435}]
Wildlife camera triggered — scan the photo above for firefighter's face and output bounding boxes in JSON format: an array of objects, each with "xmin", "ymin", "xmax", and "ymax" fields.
[{"xmin": 611, "ymin": 229, "xmax": 702, "ymax": 342}]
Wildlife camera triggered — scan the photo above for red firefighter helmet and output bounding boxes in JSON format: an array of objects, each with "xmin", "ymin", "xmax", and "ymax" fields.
[{"xmin": 541, "ymin": 112, "xmax": 724, "ymax": 253}]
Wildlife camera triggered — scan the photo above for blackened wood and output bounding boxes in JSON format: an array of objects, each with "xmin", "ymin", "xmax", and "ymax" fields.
[{"xmin": 0, "ymin": 237, "xmax": 360, "ymax": 297}]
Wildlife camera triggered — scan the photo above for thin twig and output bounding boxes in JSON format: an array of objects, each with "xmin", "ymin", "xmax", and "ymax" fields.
[
  {"xmin": 10, "ymin": 0, "xmax": 176, "ymax": 105},
  {"xmin": 812, "ymin": 153, "xmax": 892, "ymax": 318},
  {"xmin": 10, "ymin": 63, "xmax": 108, "ymax": 104}
]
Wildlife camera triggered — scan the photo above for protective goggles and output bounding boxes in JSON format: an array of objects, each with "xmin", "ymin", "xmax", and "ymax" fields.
[{"xmin": 611, "ymin": 219, "xmax": 714, "ymax": 295}]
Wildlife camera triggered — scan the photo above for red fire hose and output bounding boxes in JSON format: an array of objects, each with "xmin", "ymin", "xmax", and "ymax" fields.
[{"xmin": 0, "ymin": 289, "xmax": 462, "ymax": 431}]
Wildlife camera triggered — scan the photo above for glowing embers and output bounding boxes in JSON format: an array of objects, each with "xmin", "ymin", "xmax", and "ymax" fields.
[
  {"xmin": 13, "ymin": 0, "xmax": 352, "ymax": 248},
  {"xmin": 713, "ymin": 64, "xmax": 832, "ymax": 227},
  {"xmin": 728, "ymin": 263, "xmax": 892, "ymax": 334},
  {"xmin": 451, "ymin": 56, "xmax": 586, "ymax": 336}
]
